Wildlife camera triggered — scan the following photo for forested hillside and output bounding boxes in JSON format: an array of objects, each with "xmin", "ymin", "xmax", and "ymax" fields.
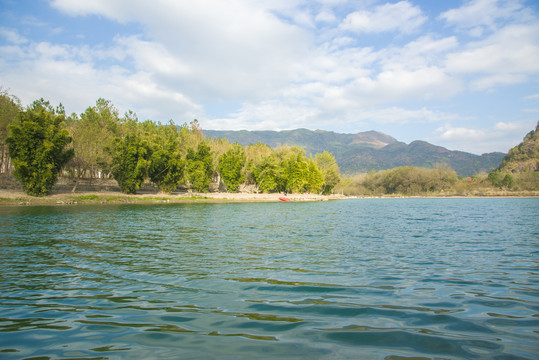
[
  {"xmin": 497, "ymin": 122, "xmax": 538, "ymax": 173},
  {"xmin": 205, "ymin": 129, "xmax": 504, "ymax": 177},
  {"xmin": 486, "ymin": 122, "xmax": 539, "ymax": 191}
]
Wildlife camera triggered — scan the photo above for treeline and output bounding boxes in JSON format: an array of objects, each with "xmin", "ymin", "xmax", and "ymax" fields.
[
  {"xmin": 1, "ymin": 92, "xmax": 340, "ymax": 196},
  {"xmin": 337, "ymin": 123, "xmax": 539, "ymax": 196},
  {"xmin": 337, "ymin": 165, "xmax": 537, "ymax": 196},
  {"xmin": 337, "ymin": 165, "xmax": 457, "ymax": 195},
  {"xmin": 1, "ymin": 89, "xmax": 536, "ymax": 198}
]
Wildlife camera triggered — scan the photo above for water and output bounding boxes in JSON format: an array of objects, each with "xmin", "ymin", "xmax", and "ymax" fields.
[{"xmin": 0, "ymin": 198, "xmax": 538, "ymax": 359}]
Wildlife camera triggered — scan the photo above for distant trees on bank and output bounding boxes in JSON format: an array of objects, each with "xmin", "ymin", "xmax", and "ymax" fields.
[
  {"xmin": 1, "ymin": 93, "xmax": 340, "ymax": 196},
  {"xmin": 1, "ymin": 89, "xmax": 536, "ymax": 197}
]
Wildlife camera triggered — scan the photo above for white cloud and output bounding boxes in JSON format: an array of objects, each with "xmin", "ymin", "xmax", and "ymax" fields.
[
  {"xmin": 436, "ymin": 125, "xmax": 485, "ymax": 140},
  {"xmin": 448, "ymin": 24, "xmax": 539, "ymax": 73},
  {"xmin": 315, "ymin": 9, "xmax": 337, "ymax": 23},
  {"xmin": 50, "ymin": 0, "xmax": 126, "ymax": 19},
  {"xmin": 115, "ymin": 36, "xmax": 191, "ymax": 78},
  {"xmin": 433, "ymin": 120, "xmax": 536, "ymax": 153},
  {"xmin": 440, "ymin": 0, "xmax": 534, "ymax": 37},
  {"xmin": 494, "ymin": 121, "xmax": 520, "ymax": 130},
  {"xmin": 355, "ymin": 107, "xmax": 463, "ymax": 125},
  {"xmin": 0, "ymin": 27, "xmax": 28, "ymax": 44},
  {"xmin": 439, "ymin": 0, "xmax": 531, "ymax": 35},
  {"xmin": 471, "ymin": 73, "xmax": 528, "ymax": 91},
  {"xmin": 0, "ymin": 37, "xmax": 202, "ymax": 122},
  {"xmin": 51, "ymin": 0, "xmax": 312, "ymax": 102},
  {"xmin": 446, "ymin": 23, "xmax": 539, "ymax": 89},
  {"xmin": 380, "ymin": 35, "xmax": 458, "ymax": 71},
  {"xmin": 353, "ymin": 67, "xmax": 463, "ymax": 103},
  {"xmin": 341, "ymin": 1, "xmax": 426, "ymax": 34},
  {"xmin": 1, "ymin": 0, "xmax": 538, "ymax": 155},
  {"xmin": 524, "ymin": 93, "xmax": 539, "ymax": 100},
  {"xmin": 206, "ymin": 100, "xmax": 318, "ymax": 131}
]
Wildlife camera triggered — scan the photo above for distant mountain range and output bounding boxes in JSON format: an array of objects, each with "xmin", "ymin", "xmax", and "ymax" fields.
[{"xmin": 204, "ymin": 129, "xmax": 505, "ymax": 177}]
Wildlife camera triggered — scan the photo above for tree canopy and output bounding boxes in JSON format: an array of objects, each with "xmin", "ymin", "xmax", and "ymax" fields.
[
  {"xmin": 6, "ymin": 102, "xmax": 74, "ymax": 196},
  {"xmin": 4, "ymin": 92, "xmax": 538, "ymax": 196}
]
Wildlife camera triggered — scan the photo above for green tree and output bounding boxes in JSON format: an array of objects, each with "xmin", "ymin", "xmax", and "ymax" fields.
[
  {"xmin": 147, "ymin": 122, "xmax": 185, "ymax": 193},
  {"xmin": 6, "ymin": 103, "xmax": 74, "ymax": 196},
  {"xmin": 252, "ymin": 153, "xmax": 283, "ymax": 193},
  {"xmin": 68, "ymin": 98, "xmax": 120, "ymax": 182},
  {"xmin": 502, "ymin": 174, "xmax": 514, "ymax": 189},
  {"xmin": 244, "ymin": 142, "xmax": 273, "ymax": 185},
  {"xmin": 186, "ymin": 142, "xmax": 213, "ymax": 192},
  {"xmin": 488, "ymin": 170, "xmax": 502, "ymax": 188},
  {"xmin": 217, "ymin": 144, "xmax": 245, "ymax": 192},
  {"xmin": 0, "ymin": 88, "xmax": 21, "ymax": 175},
  {"xmin": 282, "ymin": 147, "xmax": 309, "ymax": 193},
  {"xmin": 305, "ymin": 157, "xmax": 324, "ymax": 194},
  {"xmin": 178, "ymin": 119, "xmax": 203, "ymax": 156},
  {"xmin": 109, "ymin": 132, "xmax": 149, "ymax": 194},
  {"xmin": 315, "ymin": 151, "xmax": 341, "ymax": 194}
]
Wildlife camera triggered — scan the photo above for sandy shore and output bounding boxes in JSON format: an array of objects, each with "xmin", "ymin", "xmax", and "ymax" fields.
[
  {"xmin": 0, "ymin": 188, "xmax": 347, "ymax": 206},
  {"xmin": 0, "ymin": 176, "xmax": 536, "ymax": 206}
]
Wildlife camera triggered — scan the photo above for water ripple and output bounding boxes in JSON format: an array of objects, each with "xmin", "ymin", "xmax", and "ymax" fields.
[{"xmin": 0, "ymin": 199, "xmax": 538, "ymax": 359}]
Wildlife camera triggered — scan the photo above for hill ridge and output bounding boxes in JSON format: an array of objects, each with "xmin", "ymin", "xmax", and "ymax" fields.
[
  {"xmin": 497, "ymin": 122, "xmax": 539, "ymax": 173},
  {"xmin": 204, "ymin": 129, "xmax": 505, "ymax": 177}
]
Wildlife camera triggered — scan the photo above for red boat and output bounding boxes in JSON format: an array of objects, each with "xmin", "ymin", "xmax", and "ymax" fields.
[{"xmin": 279, "ymin": 197, "xmax": 291, "ymax": 202}]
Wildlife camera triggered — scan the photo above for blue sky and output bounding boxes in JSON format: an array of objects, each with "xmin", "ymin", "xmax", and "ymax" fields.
[{"xmin": 1, "ymin": 0, "xmax": 538, "ymax": 154}]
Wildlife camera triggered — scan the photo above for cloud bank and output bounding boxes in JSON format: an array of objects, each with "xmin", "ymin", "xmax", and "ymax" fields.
[{"xmin": 0, "ymin": 0, "xmax": 538, "ymax": 154}]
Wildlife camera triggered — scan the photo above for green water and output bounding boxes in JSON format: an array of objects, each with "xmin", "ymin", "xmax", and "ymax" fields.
[{"xmin": 0, "ymin": 198, "xmax": 538, "ymax": 359}]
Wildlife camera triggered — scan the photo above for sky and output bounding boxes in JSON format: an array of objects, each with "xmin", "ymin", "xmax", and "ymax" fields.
[{"xmin": 1, "ymin": 0, "xmax": 539, "ymax": 155}]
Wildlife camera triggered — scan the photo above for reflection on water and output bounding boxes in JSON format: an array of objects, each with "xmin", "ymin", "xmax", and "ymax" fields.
[{"xmin": 0, "ymin": 199, "xmax": 538, "ymax": 359}]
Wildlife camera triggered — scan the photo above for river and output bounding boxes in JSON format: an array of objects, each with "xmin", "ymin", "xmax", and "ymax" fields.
[{"xmin": 0, "ymin": 198, "xmax": 538, "ymax": 359}]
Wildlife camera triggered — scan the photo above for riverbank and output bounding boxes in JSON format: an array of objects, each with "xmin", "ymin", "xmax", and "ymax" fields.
[
  {"xmin": 1, "ymin": 188, "xmax": 537, "ymax": 206},
  {"xmin": 0, "ymin": 177, "xmax": 346, "ymax": 205},
  {"xmin": 0, "ymin": 189, "xmax": 346, "ymax": 206},
  {"xmin": 0, "ymin": 177, "xmax": 537, "ymax": 206}
]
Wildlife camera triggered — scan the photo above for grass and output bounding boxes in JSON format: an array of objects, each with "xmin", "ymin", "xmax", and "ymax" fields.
[
  {"xmin": 183, "ymin": 196, "xmax": 213, "ymax": 200},
  {"xmin": 104, "ymin": 196, "xmax": 122, "ymax": 201},
  {"xmin": 137, "ymin": 197, "xmax": 171, "ymax": 201},
  {"xmin": 72, "ymin": 194, "xmax": 102, "ymax": 201}
]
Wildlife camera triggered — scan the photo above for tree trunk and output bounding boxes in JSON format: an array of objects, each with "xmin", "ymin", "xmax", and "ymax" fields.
[{"xmin": 0, "ymin": 138, "xmax": 5, "ymax": 174}]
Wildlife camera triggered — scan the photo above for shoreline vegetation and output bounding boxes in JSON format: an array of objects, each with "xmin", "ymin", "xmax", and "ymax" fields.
[
  {"xmin": 1, "ymin": 189, "xmax": 537, "ymax": 207},
  {"xmin": 0, "ymin": 178, "xmax": 536, "ymax": 206},
  {"xmin": 1, "ymin": 92, "xmax": 537, "ymax": 201},
  {"xmin": 1, "ymin": 172, "xmax": 536, "ymax": 207},
  {"xmin": 0, "ymin": 189, "xmax": 345, "ymax": 206}
]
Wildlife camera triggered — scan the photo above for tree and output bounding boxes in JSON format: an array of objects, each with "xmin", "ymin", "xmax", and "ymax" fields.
[
  {"xmin": 186, "ymin": 142, "xmax": 213, "ymax": 192},
  {"xmin": 217, "ymin": 144, "xmax": 245, "ymax": 192},
  {"xmin": 282, "ymin": 147, "xmax": 309, "ymax": 193},
  {"xmin": 109, "ymin": 132, "xmax": 149, "ymax": 194},
  {"xmin": 252, "ymin": 153, "xmax": 283, "ymax": 193},
  {"xmin": 502, "ymin": 174, "xmax": 514, "ymax": 189},
  {"xmin": 488, "ymin": 170, "xmax": 502, "ymax": 188},
  {"xmin": 315, "ymin": 151, "xmax": 340, "ymax": 194},
  {"xmin": 305, "ymin": 157, "xmax": 324, "ymax": 194},
  {"xmin": 67, "ymin": 98, "xmax": 120, "ymax": 182},
  {"xmin": 244, "ymin": 142, "xmax": 273, "ymax": 185},
  {"xmin": 6, "ymin": 104, "xmax": 74, "ymax": 196},
  {"xmin": 0, "ymin": 88, "xmax": 22, "ymax": 175},
  {"xmin": 178, "ymin": 119, "xmax": 203, "ymax": 156},
  {"xmin": 147, "ymin": 122, "xmax": 185, "ymax": 193}
]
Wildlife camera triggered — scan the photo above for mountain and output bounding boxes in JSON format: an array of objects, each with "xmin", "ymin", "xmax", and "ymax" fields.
[
  {"xmin": 204, "ymin": 129, "xmax": 505, "ymax": 177},
  {"xmin": 497, "ymin": 122, "xmax": 539, "ymax": 174}
]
